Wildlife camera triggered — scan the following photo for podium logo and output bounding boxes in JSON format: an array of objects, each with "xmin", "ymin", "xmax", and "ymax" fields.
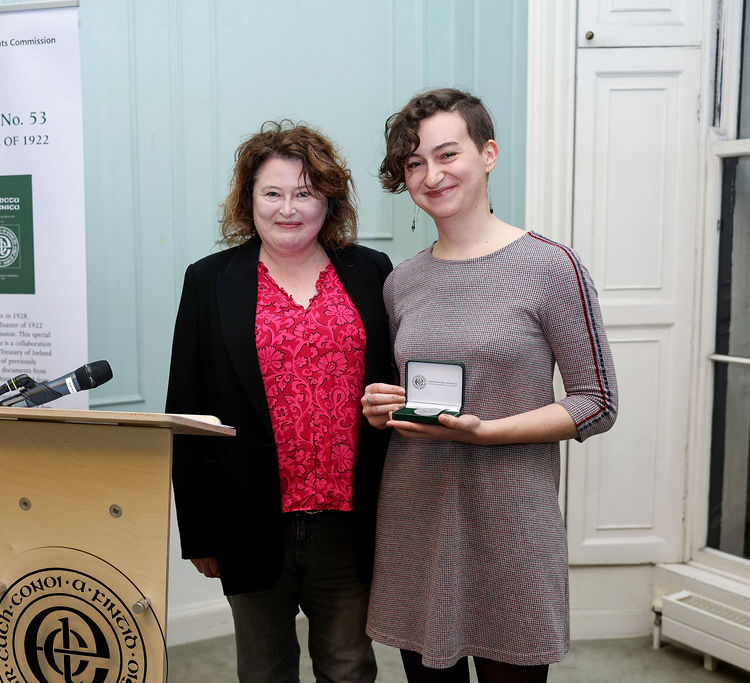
[
  {"xmin": 0, "ymin": 226, "xmax": 20, "ymax": 268},
  {"xmin": 0, "ymin": 568, "xmax": 147, "ymax": 683},
  {"xmin": 24, "ymin": 607, "xmax": 110, "ymax": 682}
]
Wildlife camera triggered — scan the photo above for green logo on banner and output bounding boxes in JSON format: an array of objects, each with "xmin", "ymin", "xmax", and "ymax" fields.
[
  {"xmin": 0, "ymin": 225, "xmax": 20, "ymax": 266},
  {"xmin": 0, "ymin": 174, "xmax": 35, "ymax": 294}
]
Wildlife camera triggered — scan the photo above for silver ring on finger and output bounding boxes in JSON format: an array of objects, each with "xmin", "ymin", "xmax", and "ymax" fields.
[{"xmin": 367, "ymin": 395, "xmax": 373, "ymax": 406}]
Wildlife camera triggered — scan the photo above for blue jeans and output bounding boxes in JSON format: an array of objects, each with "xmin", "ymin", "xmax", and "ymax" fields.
[{"xmin": 227, "ymin": 511, "xmax": 376, "ymax": 683}]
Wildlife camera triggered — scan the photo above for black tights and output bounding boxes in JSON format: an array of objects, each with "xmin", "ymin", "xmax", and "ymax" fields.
[{"xmin": 400, "ymin": 649, "xmax": 549, "ymax": 683}]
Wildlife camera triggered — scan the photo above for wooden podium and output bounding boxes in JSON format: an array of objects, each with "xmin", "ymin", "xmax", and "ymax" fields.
[{"xmin": 0, "ymin": 407, "xmax": 234, "ymax": 683}]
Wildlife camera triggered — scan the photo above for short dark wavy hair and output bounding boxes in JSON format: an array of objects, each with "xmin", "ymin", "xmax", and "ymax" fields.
[
  {"xmin": 221, "ymin": 120, "xmax": 357, "ymax": 249},
  {"xmin": 379, "ymin": 88, "xmax": 495, "ymax": 194}
]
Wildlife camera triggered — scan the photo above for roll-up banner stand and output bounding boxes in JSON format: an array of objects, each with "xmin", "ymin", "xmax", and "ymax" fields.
[{"xmin": 0, "ymin": 0, "xmax": 88, "ymax": 408}]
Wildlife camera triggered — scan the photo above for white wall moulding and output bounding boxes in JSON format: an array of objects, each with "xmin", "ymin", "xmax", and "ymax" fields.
[
  {"xmin": 524, "ymin": 0, "xmax": 577, "ymax": 530},
  {"xmin": 0, "ymin": 0, "xmax": 78, "ymax": 11},
  {"xmin": 525, "ymin": 0, "xmax": 576, "ymax": 245},
  {"xmin": 578, "ymin": 0, "xmax": 703, "ymax": 48}
]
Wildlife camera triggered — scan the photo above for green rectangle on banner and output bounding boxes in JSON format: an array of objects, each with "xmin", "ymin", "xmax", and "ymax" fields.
[{"xmin": 0, "ymin": 175, "xmax": 35, "ymax": 294}]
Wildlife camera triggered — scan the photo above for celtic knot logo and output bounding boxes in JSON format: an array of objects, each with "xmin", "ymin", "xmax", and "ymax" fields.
[
  {"xmin": 0, "ymin": 226, "xmax": 20, "ymax": 268},
  {"xmin": 412, "ymin": 374, "xmax": 427, "ymax": 390},
  {"xmin": 25, "ymin": 607, "xmax": 110, "ymax": 683},
  {"xmin": 0, "ymin": 568, "xmax": 148, "ymax": 683}
]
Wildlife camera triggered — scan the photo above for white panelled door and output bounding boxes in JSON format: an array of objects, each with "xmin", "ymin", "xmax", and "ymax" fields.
[{"xmin": 567, "ymin": 46, "xmax": 702, "ymax": 564}]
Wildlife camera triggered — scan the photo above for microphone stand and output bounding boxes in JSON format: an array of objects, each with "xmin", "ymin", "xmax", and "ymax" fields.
[{"xmin": 0, "ymin": 378, "xmax": 65, "ymax": 408}]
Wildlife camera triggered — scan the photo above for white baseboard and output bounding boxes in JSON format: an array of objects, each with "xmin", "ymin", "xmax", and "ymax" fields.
[
  {"xmin": 166, "ymin": 599, "xmax": 309, "ymax": 647},
  {"xmin": 167, "ymin": 599, "xmax": 653, "ymax": 647},
  {"xmin": 166, "ymin": 567, "xmax": 659, "ymax": 647},
  {"xmin": 571, "ymin": 608, "xmax": 653, "ymax": 640},
  {"xmin": 167, "ymin": 598, "xmax": 234, "ymax": 647},
  {"xmin": 568, "ymin": 564, "xmax": 654, "ymax": 639}
]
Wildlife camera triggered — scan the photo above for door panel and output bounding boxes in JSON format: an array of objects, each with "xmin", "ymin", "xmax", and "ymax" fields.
[
  {"xmin": 568, "ymin": 47, "xmax": 701, "ymax": 564},
  {"xmin": 578, "ymin": 0, "xmax": 703, "ymax": 47}
]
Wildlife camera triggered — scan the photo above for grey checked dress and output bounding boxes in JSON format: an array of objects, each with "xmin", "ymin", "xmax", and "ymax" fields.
[{"xmin": 366, "ymin": 232, "xmax": 618, "ymax": 668}]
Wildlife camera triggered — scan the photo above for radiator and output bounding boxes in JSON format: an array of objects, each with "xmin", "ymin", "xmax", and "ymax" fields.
[{"xmin": 661, "ymin": 590, "xmax": 750, "ymax": 672}]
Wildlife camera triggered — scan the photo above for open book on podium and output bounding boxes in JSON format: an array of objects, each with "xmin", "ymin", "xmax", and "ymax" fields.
[{"xmin": 0, "ymin": 406, "xmax": 234, "ymax": 682}]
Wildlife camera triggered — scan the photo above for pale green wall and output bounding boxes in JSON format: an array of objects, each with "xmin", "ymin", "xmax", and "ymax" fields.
[{"xmin": 2, "ymin": 0, "xmax": 527, "ymax": 413}]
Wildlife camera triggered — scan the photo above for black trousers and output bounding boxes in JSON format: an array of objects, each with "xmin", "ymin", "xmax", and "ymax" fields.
[{"xmin": 400, "ymin": 649, "xmax": 549, "ymax": 683}]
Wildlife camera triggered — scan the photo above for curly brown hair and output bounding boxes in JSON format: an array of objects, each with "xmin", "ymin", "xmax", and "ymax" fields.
[
  {"xmin": 379, "ymin": 88, "xmax": 495, "ymax": 194},
  {"xmin": 220, "ymin": 120, "xmax": 357, "ymax": 249}
]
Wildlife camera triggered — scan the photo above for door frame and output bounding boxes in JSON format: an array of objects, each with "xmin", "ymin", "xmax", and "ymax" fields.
[{"xmin": 525, "ymin": 2, "xmax": 577, "ymax": 519}]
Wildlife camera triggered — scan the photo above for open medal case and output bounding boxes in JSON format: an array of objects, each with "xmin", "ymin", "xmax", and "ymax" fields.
[{"xmin": 392, "ymin": 360, "xmax": 465, "ymax": 425}]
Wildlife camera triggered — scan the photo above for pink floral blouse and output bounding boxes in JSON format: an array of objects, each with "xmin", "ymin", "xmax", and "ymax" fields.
[{"xmin": 255, "ymin": 261, "xmax": 367, "ymax": 512}]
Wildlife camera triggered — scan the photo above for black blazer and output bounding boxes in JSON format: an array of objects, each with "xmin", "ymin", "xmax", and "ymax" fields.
[{"xmin": 165, "ymin": 239, "xmax": 393, "ymax": 596}]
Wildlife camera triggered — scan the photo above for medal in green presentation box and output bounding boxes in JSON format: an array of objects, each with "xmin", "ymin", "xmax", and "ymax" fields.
[
  {"xmin": 392, "ymin": 360, "xmax": 465, "ymax": 424},
  {"xmin": 0, "ymin": 174, "xmax": 35, "ymax": 294}
]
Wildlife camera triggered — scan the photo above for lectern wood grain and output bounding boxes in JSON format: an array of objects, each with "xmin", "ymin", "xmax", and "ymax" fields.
[
  {"xmin": 1, "ymin": 421, "xmax": 172, "ymax": 621},
  {"xmin": 0, "ymin": 408, "xmax": 233, "ymax": 683}
]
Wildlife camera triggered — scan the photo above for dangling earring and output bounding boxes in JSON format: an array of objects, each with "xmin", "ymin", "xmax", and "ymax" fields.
[
  {"xmin": 411, "ymin": 204, "xmax": 419, "ymax": 232},
  {"xmin": 488, "ymin": 185, "xmax": 494, "ymax": 215}
]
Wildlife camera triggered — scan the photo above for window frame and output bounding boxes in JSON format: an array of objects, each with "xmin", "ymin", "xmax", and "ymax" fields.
[{"xmin": 687, "ymin": 1, "xmax": 750, "ymax": 577}]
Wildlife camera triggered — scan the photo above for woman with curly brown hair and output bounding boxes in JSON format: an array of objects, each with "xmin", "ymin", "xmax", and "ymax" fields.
[
  {"xmin": 362, "ymin": 89, "xmax": 618, "ymax": 682},
  {"xmin": 166, "ymin": 121, "xmax": 393, "ymax": 683}
]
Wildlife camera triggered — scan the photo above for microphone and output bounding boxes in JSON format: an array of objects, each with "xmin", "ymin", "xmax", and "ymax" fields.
[
  {"xmin": 0, "ymin": 373, "xmax": 34, "ymax": 396},
  {"xmin": 0, "ymin": 361, "xmax": 113, "ymax": 407}
]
